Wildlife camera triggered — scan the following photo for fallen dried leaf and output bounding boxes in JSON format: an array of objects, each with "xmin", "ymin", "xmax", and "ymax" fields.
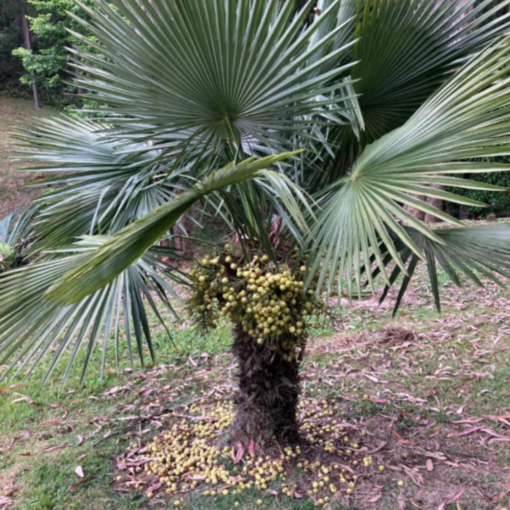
[
  {"xmin": 489, "ymin": 437, "xmax": 510, "ymax": 444},
  {"xmin": 455, "ymin": 426, "xmax": 484, "ymax": 437},
  {"xmin": 69, "ymin": 477, "xmax": 93, "ymax": 492},
  {"xmin": 231, "ymin": 442, "xmax": 244, "ymax": 464},
  {"xmin": 438, "ymin": 487, "xmax": 466, "ymax": 510},
  {"xmin": 0, "ymin": 496, "xmax": 13, "ymax": 509},
  {"xmin": 145, "ymin": 482, "xmax": 163, "ymax": 494},
  {"xmin": 42, "ymin": 443, "xmax": 68, "ymax": 454},
  {"xmin": 389, "ymin": 427, "xmax": 411, "ymax": 445},
  {"xmin": 248, "ymin": 439, "xmax": 255, "ymax": 456},
  {"xmin": 11, "ymin": 393, "xmax": 35, "ymax": 405},
  {"xmin": 0, "ymin": 439, "xmax": 15, "ymax": 453}
]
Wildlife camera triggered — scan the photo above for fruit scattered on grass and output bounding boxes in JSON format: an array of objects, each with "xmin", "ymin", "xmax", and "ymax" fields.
[{"xmin": 118, "ymin": 396, "xmax": 397, "ymax": 506}]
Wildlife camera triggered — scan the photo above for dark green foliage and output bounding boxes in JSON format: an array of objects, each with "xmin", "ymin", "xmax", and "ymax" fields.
[
  {"xmin": 11, "ymin": 0, "xmax": 95, "ymax": 107},
  {"xmin": 447, "ymin": 159, "xmax": 510, "ymax": 218},
  {"xmin": 0, "ymin": 1, "xmax": 28, "ymax": 96}
]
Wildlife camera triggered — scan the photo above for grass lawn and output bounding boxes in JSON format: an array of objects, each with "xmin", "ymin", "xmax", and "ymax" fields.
[{"xmin": 0, "ymin": 98, "xmax": 509, "ymax": 510}]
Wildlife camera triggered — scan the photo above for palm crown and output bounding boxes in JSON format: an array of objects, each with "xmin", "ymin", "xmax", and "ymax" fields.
[{"xmin": 2, "ymin": 0, "xmax": 510, "ymax": 384}]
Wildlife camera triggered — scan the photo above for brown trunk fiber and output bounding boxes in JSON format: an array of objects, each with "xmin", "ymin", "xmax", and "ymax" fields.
[
  {"xmin": 424, "ymin": 183, "xmax": 446, "ymax": 223},
  {"xmin": 230, "ymin": 324, "xmax": 300, "ymax": 446}
]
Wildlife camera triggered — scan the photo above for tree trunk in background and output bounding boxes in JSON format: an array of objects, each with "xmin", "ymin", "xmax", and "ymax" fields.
[
  {"xmin": 17, "ymin": 0, "xmax": 40, "ymax": 109},
  {"xmin": 230, "ymin": 324, "xmax": 300, "ymax": 446},
  {"xmin": 172, "ymin": 213, "xmax": 193, "ymax": 257},
  {"xmin": 459, "ymin": 205, "xmax": 470, "ymax": 220},
  {"xmin": 404, "ymin": 199, "xmax": 426, "ymax": 221},
  {"xmin": 424, "ymin": 184, "xmax": 444, "ymax": 223}
]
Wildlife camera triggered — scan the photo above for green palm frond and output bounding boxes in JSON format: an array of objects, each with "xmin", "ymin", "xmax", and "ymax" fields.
[
  {"xmin": 379, "ymin": 225, "xmax": 510, "ymax": 314},
  {"xmin": 0, "ymin": 207, "xmax": 34, "ymax": 247},
  {"xmin": 309, "ymin": 0, "xmax": 357, "ymax": 70},
  {"xmin": 310, "ymin": 0, "xmax": 510, "ymax": 182},
  {"xmin": 70, "ymin": 0, "xmax": 356, "ymax": 149},
  {"xmin": 203, "ymin": 174, "xmax": 313, "ymax": 266},
  {"xmin": 0, "ymin": 236, "xmax": 181, "ymax": 384},
  {"xmin": 310, "ymin": 35, "xmax": 510, "ymax": 297},
  {"xmin": 14, "ymin": 117, "xmax": 193, "ymax": 249},
  {"xmin": 46, "ymin": 152, "xmax": 305, "ymax": 304},
  {"xmin": 352, "ymin": 0, "xmax": 510, "ymax": 140}
]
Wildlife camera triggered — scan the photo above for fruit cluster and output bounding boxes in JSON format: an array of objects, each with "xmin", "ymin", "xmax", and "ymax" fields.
[{"xmin": 187, "ymin": 250, "xmax": 322, "ymax": 359}]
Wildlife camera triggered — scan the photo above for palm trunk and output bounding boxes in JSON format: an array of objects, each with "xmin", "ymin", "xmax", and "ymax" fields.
[{"xmin": 230, "ymin": 324, "xmax": 300, "ymax": 446}]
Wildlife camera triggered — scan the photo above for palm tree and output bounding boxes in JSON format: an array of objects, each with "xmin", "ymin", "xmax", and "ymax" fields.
[{"xmin": 2, "ymin": 0, "xmax": 510, "ymax": 446}]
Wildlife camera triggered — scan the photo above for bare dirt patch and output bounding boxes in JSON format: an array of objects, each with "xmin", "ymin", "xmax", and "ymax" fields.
[{"xmin": 0, "ymin": 97, "xmax": 55, "ymax": 219}]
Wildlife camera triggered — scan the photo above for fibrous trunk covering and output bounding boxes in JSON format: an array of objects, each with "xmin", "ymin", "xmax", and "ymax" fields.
[{"xmin": 231, "ymin": 324, "xmax": 300, "ymax": 446}]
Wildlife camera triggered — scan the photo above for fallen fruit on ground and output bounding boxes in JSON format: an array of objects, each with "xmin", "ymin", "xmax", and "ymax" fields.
[{"xmin": 116, "ymin": 395, "xmax": 398, "ymax": 506}]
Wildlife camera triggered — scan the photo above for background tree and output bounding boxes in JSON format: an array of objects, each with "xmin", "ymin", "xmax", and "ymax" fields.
[
  {"xmin": 0, "ymin": 0, "xmax": 31, "ymax": 97},
  {"xmin": 12, "ymin": 0, "xmax": 93, "ymax": 107},
  {"xmin": 2, "ymin": 0, "xmax": 510, "ymax": 446}
]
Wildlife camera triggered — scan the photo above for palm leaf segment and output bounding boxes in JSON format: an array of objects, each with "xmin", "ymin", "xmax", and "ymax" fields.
[
  {"xmin": 308, "ymin": 0, "xmax": 510, "ymax": 184},
  {"xmin": 311, "ymin": 35, "xmax": 510, "ymax": 298},
  {"xmin": 380, "ymin": 225, "xmax": 510, "ymax": 314},
  {"xmin": 0, "ymin": 237, "xmax": 181, "ymax": 384},
  {"xmin": 14, "ymin": 117, "xmax": 186, "ymax": 250},
  {"xmin": 71, "ymin": 0, "xmax": 356, "ymax": 149},
  {"xmin": 349, "ymin": 0, "xmax": 510, "ymax": 144}
]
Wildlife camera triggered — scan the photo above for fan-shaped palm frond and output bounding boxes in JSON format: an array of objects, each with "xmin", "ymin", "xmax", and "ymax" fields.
[
  {"xmin": 70, "ymin": 0, "xmax": 356, "ymax": 151},
  {"xmin": 0, "ymin": 236, "xmax": 181, "ymax": 384},
  {"xmin": 310, "ymin": 35, "xmax": 510, "ymax": 296},
  {"xmin": 14, "ymin": 117, "xmax": 188, "ymax": 250},
  {"xmin": 379, "ymin": 225, "xmax": 510, "ymax": 314},
  {"xmin": 307, "ymin": 0, "xmax": 510, "ymax": 183}
]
